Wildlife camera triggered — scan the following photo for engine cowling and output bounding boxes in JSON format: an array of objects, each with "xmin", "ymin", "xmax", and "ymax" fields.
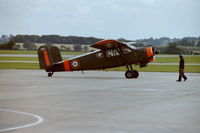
[{"xmin": 138, "ymin": 46, "xmax": 159, "ymax": 67}]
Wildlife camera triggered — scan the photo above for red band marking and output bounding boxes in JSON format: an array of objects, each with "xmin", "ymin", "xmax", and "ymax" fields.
[
  {"xmin": 149, "ymin": 58, "xmax": 155, "ymax": 62},
  {"xmin": 64, "ymin": 60, "xmax": 71, "ymax": 71},
  {"xmin": 43, "ymin": 50, "xmax": 50, "ymax": 66},
  {"xmin": 96, "ymin": 40, "xmax": 114, "ymax": 45},
  {"xmin": 146, "ymin": 47, "xmax": 153, "ymax": 57}
]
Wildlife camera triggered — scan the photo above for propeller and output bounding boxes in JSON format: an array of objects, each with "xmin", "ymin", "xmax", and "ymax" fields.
[{"xmin": 152, "ymin": 45, "xmax": 160, "ymax": 55}]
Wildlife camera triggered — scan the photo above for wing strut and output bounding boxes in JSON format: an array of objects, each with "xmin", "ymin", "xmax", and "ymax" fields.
[
  {"xmin": 115, "ymin": 48, "xmax": 131, "ymax": 70},
  {"xmin": 115, "ymin": 48, "xmax": 139, "ymax": 78}
]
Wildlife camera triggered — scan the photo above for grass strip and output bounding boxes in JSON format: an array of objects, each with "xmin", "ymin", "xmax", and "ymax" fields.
[
  {"xmin": 155, "ymin": 56, "xmax": 200, "ymax": 63},
  {"xmin": 0, "ymin": 57, "xmax": 38, "ymax": 61},
  {"xmin": 0, "ymin": 62, "xmax": 39, "ymax": 69},
  {"xmin": 0, "ymin": 55, "xmax": 200, "ymax": 64},
  {"xmin": 0, "ymin": 62, "xmax": 199, "ymax": 73}
]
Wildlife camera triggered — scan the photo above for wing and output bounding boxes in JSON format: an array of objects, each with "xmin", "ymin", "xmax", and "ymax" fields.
[{"xmin": 90, "ymin": 39, "xmax": 126, "ymax": 49}]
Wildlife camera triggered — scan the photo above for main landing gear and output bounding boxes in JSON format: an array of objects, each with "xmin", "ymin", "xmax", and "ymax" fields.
[
  {"xmin": 125, "ymin": 65, "xmax": 139, "ymax": 79},
  {"xmin": 48, "ymin": 72, "xmax": 54, "ymax": 77}
]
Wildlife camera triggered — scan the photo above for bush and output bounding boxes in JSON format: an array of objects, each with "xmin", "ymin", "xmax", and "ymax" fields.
[
  {"xmin": 0, "ymin": 40, "xmax": 15, "ymax": 50},
  {"xmin": 73, "ymin": 44, "xmax": 82, "ymax": 52},
  {"xmin": 164, "ymin": 42, "xmax": 190, "ymax": 54}
]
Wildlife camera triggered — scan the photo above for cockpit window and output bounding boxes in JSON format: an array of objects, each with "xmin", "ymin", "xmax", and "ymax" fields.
[
  {"xmin": 121, "ymin": 46, "xmax": 131, "ymax": 54},
  {"xmin": 106, "ymin": 49, "xmax": 119, "ymax": 57},
  {"xmin": 96, "ymin": 52, "xmax": 104, "ymax": 59}
]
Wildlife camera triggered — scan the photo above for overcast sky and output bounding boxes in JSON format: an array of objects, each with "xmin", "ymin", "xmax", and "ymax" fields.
[{"xmin": 0, "ymin": 0, "xmax": 199, "ymax": 40}]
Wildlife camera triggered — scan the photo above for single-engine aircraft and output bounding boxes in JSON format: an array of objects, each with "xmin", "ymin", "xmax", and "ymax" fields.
[{"xmin": 37, "ymin": 39, "xmax": 159, "ymax": 79}]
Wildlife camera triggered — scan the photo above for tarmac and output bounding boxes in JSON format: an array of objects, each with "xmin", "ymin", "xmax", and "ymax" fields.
[{"xmin": 0, "ymin": 70, "xmax": 200, "ymax": 133}]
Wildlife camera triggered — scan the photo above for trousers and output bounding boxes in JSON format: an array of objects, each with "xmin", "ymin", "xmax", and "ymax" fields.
[{"xmin": 178, "ymin": 68, "xmax": 187, "ymax": 81}]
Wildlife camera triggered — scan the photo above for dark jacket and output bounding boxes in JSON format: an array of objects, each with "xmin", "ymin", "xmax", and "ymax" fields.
[{"xmin": 179, "ymin": 58, "xmax": 184, "ymax": 69}]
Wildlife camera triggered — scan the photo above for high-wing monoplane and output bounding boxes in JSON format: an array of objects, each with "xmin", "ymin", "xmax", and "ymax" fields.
[{"xmin": 37, "ymin": 39, "xmax": 159, "ymax": 78}]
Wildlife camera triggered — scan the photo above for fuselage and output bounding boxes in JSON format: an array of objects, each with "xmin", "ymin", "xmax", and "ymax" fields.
[{"xmin": 46, "ymin": 44, "xmax": 154, "ymax": 72}]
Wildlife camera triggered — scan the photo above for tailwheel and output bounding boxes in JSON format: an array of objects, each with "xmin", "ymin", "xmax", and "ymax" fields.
[{"xmin": 48, "ymin": 72, "xmax": 54, "ymax": 77}]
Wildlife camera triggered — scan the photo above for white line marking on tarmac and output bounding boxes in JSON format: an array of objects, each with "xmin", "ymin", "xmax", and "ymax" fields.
[{"xmin": 0, "ymin": 109, "xmax": 44, "ymax": 132}]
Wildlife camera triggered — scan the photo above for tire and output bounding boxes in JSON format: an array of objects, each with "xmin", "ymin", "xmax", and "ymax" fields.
[
  {"xmin": 132, "ymin": 70, "xmax": 139, "ymax": 78},
  {"xmin": 125, "ymin": 71, "xmax": 133, "ymax": 79},
  {"xmin": 48, "ymin": 72, "xmax": 53, "ymax": 77}
]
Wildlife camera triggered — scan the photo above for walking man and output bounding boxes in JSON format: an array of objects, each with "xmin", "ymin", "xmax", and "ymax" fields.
[{"xmin": 177, "ymin": 54, "xmax": 187, "ymax": 82}]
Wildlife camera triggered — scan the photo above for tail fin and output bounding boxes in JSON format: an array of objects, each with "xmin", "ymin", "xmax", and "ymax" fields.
[
  {"xmin": 37, "ymin": 46, "xmax": 52, "ymax": 69},
  {"xmin": 37, "ymin": 46, "xmax": 62, "ymax": 69},
  {"xmin": 49, "ymin": 46, "xmax": 62, "ymax": 63}
]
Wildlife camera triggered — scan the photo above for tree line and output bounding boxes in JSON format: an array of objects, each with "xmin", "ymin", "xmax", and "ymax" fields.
[
  {"xmin": 0, "ymin": 40, "xmax": 193, "ymax": 54},
  {"xmin": 158, "ymin": 43, "xmax": 190, "ymax": 54},
  {"xmin": 0, "ymin": 41, "xmax": 90, "ymax": 52},
  {"xmin": 11, "ymin": 35, "xmax": 102, "ymax": 45},
  {"xmin": 135, "ymin": 37, "xmax": 200, "ymax": 47},
  {"xmin": 1, "ymin": 34, "xmax": 200, "ymax": 46},
  {"xmin": 0, "ymin": 34, "xmax": 200, "ymax": 54}
]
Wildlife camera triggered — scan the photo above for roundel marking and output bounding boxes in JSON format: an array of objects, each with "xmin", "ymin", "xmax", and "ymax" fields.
[{"xmin": 71, "ymin": 60, "xmax": 80, "ymax": 69}]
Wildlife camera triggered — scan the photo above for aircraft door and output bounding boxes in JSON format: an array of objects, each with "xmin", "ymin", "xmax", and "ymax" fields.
[{"xmin": 103, "ymin": 49, "xmax": 124, "ymax": 68}]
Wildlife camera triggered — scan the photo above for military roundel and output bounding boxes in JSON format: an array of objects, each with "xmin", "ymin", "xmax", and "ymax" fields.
[{"xmin": 71, "ymin": 60, "xmax": 80, "ymax": 69}]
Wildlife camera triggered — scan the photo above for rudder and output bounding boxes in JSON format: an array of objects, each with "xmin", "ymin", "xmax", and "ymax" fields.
[{"xmin": 49, "ymin": 46, "xmax": 62, "ymax": 63}]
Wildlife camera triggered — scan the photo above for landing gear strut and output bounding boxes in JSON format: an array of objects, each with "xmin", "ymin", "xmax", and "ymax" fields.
[
  {"xmin": 125, "ymin": 65, "xmax": 139, "ymax": 79},
  {"xmin": 48, "ymin": 72, "xmax": 54, "ymax": 77}
]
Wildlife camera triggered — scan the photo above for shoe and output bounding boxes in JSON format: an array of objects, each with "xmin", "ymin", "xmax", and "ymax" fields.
[
  {"xmin": 176, "ymin": 80, "xmax": 181, "ymax": 82},
  {"xmin": 184, "ymin": 78, "xmax": 187, "ymax": 81}
]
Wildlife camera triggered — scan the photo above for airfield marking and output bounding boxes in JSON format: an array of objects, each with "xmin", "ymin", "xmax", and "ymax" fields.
[{"xmin": 0, "ymin": 109, "xmax": 44, "ymax": 132}]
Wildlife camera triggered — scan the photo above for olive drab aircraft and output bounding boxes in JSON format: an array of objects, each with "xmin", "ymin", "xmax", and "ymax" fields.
[{"xmin": 37, "ymin": 39, "xmax": 159, "ymax": 79}]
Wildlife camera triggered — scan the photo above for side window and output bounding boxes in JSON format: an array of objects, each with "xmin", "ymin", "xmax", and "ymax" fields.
[
  {"xmin": 106, "ymin": 49, "xmax": 119, "ymax": 57},
  {"xmin": 96, "ymin": 52, "xmax": 104, "ymax": 59},
  {"xmin": 113, "ymin": 49, "xmax": 120, "ymax": 56},
  {"xmin": 121, "ymin": 46, "xmax": 131, "ymax": 54},
  {"xmin": 106, "ymin": 50, "xmax": 114, "ymax": 57}
]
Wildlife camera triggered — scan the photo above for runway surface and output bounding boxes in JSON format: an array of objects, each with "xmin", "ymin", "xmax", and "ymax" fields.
[{"xmin": 0, "ymin": 70, "xmax": 200, "ymax": 133}]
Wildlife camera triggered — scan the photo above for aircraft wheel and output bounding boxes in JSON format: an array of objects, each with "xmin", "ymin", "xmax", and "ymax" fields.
[
  {"xmin": 48, "ymin": 72, "xmax": 54, "ymax": 77},
  {"xmin": 132, "ymin": 70, "xmax": 139, "ymax": 78},
  {"xmin": 125, "ymin": 71, "xmax": 133, "ymax": 79}
]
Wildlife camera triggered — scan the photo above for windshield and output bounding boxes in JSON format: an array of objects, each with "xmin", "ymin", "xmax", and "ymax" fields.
[{"xmin": 126, "ymin": 44, "xmax": 136, "ymax": 50}]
